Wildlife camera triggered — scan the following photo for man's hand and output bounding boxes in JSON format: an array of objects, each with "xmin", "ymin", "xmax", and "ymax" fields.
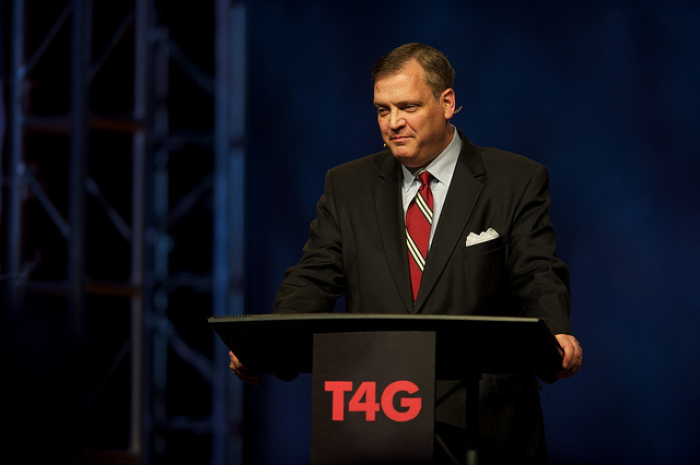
[
  {"xmin": 229, "ymin": 351, "xmax": 261, "ymax": 385},
  {"xmin": 554, "ymin": 334, "xmax": 582, "ymax": 378}
]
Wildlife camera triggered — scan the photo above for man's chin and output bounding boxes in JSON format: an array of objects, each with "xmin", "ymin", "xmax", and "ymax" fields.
[{"xmin": 391, "ymin": 151, "xmax": 421, "ymax": 168}]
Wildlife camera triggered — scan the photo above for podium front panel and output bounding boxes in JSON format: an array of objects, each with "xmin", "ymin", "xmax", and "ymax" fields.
[{"xmin": 311, "ymin": 331, "xmax": 436, "ymax": 465}]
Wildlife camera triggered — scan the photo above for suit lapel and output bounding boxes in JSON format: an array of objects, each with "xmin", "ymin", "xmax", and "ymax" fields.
[
  {"xmin": 414, "ymin": 135, "xmax": 485, "ymax": 311},
  {"xmin": 373, "ymin": 154, "xmax": 414, "ymax": 313}
]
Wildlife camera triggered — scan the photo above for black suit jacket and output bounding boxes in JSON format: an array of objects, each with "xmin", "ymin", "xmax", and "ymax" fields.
[
  {"xmin": 274, "ymin": 129, "xmax": 572, "ymax": 462},
  {"xmin": 275, "ymin": 130, "xmax": 571, "ymax": 330}
]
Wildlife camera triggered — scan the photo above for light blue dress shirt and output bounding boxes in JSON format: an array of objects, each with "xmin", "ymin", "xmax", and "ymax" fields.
[{"xmin": 401, "ymin": 127, "xmax": 462, "ymax": 249}]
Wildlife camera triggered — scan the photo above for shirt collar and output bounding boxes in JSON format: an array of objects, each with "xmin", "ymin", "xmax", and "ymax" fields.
[{"xmin": 401, "ymin": 127, "xmax": 462, "ymax": 191}]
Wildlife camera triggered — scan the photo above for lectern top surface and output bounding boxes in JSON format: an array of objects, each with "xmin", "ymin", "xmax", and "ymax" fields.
[{"xmin": 209, "ymin": 313, "xmax": 563, "ymax": 380}]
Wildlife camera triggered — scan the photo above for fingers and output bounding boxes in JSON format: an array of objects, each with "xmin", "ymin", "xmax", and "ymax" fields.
[
  {"xmin": 554, "ymin": 334, "xmax": 582, "ymax": 378},
  {"xmin": 229, "ymin": 351, "xmax": 261, "ymax": 386}
]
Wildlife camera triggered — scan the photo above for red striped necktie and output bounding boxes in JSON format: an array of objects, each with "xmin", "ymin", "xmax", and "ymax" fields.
[{"xmin": 405, "ymin": 169, "xmax": 433, "ymax": 301}]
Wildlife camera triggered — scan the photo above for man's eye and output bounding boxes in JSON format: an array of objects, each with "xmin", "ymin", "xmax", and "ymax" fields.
[
  {"xmin": 404, "ymin": 104, "xmax": 418, "ymax": 111},
  {"xmin": 377, "ymin": 108, "xmax": 388, "ymax": 117}
]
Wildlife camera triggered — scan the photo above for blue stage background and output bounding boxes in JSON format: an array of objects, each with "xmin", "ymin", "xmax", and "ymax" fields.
[{"xmin": 242, "ymin": 1, "xmax": 700, "ymax": 464}]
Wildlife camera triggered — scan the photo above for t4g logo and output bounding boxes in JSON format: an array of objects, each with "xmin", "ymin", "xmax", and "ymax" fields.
[{"xmin": 324, "ymin": 380, "xmax": 422, "ymax": 422}]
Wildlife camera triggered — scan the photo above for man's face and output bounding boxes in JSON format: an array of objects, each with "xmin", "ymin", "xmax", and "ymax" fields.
[{"xmin": 373, "ymin": 59, "xmax": 455, "ymax": 168}]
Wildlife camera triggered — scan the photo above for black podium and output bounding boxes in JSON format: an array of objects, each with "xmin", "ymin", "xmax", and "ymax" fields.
[{"xmin": 209, "ymin": 313, "xmax": 562, "ymax": 465}]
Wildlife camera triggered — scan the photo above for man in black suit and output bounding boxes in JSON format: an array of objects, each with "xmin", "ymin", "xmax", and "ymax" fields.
[{"xmin": 231, "ymin": 43, "xmax": 582, "ymax": 464}]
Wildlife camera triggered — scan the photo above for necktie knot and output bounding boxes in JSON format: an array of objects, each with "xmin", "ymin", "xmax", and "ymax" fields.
[{"xmin": 417, "ymin": 169, "xmax": 432, "ymax": 190}]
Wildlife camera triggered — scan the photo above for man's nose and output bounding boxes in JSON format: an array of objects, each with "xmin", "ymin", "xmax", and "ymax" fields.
[{"xmin": 388, "ymin": 110, "xmax": 405, "ymax": 130}]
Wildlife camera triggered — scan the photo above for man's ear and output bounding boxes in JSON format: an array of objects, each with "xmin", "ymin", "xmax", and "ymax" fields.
[{"xmin": 441, "ymin": 88, "xmax": 457, "ymax": 119}]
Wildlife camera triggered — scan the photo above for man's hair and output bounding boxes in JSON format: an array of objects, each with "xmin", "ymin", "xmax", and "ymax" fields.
[{"xmin": 371, "ymin": 43, "xmax": 455, "ymax": 98}]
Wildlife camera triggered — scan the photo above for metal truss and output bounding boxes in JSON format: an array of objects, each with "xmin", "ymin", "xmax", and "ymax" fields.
[{"xmin": 1, "ymin": 1, "xmax": 245, "ymax": 464}]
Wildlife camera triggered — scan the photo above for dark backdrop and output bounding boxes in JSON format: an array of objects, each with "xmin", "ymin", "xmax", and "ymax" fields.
[{"xmin": 243, "ymin": 1, "xmax": 700, "ymax": 464}]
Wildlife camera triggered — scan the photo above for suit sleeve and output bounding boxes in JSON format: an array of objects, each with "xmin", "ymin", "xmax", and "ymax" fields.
[
  {"xmin": 508, "ymin": 166, "xmax": 573, "ymax": 335},
  {"xmin": 273, "ymin": 170, "xmax": 346, "ymax": 314}
]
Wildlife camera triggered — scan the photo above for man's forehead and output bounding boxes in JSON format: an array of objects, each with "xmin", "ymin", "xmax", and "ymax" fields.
[{"xmin": 374, "ymin": 82, "xmax": 430, "ymax": 106}]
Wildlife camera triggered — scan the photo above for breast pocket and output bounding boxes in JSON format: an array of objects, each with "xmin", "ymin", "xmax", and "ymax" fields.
[
  {"xmin": 462, "ymin": 236, "xmax": 504, "ymax": 258},
  {"xmin": 461, "ymin": 236, "xmax": 507, "ymax": 307}
]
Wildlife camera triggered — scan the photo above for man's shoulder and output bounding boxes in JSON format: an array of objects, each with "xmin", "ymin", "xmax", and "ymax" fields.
[
  {"xmin": 470, "ymin": 143, "xmax": 547, "ymax": 181},
  {"xmin": 457, "ymin": 129, "xmax": 546, "ymax": 178},
  {"xmin": 476, "ymin": 144, "xmax": 544, "ymax": 169}
]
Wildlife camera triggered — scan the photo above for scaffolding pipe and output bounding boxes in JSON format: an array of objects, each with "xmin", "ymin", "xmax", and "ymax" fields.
[
  {"xmin": 131, "ymin": 0, "xmax": 151, "ymax": 459},
  {"xmin": 5, "ymin": 0, "xmax": 26, "ymax": 314},
  {"xmin": 212, "ymin": 1, "xmax": 246, "ymax": 464},
  {"xmin": 68, "ymin": 1, "xmax": 92, "ymax": 463}
]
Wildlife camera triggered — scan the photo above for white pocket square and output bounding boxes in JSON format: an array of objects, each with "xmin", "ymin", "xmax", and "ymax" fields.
[{"xmin": 465, "ymin": 228, "xmax": 500, "ymax": 247}]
